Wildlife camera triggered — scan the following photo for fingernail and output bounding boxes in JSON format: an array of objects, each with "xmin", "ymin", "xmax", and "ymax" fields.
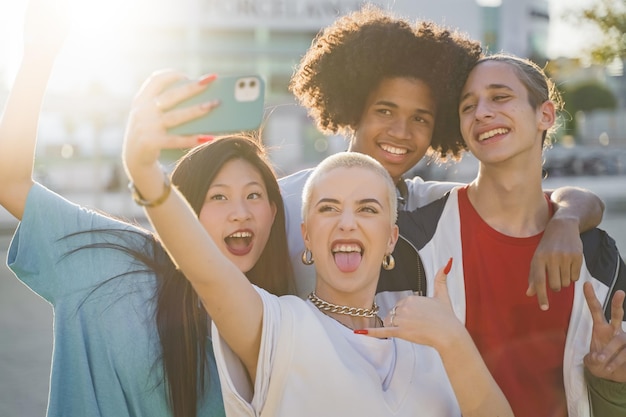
[
  {"xmin": 540, "ymin": 304, "xmax": 549, "ymax": 311},
  {"xmin": 443, "ymin": 257, "xmax": 453, "ymax": 275},
  {"xmin": 353, "ymin": 329, "xmax": 368, "ymax": 335},
  {"xmin": 197, "ymin": 135, "xmax": 214, "ymax": 143},
  {"xmin": 201, "ymin": 99, "xmax": 220, "ymax": 110},
  {"xmin": 198, "ymin": 73, "xmax": 217, "ymax": 85}
]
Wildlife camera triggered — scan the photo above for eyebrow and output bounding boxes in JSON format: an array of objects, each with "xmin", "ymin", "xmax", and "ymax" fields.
[
  {"xmin": 374, "ymin": 100, "xmax": 435, "ymax": 117},
  {"xmin": 460, "ymin": 83, "xmax": 514, "ymax": 102},
  {"xmin": 315, "ymin": 197, "xmax": 384, "ymax": 207},
  {"xmin": 209, "ymin": 180, "xmax": 264, "ymax": 189}
]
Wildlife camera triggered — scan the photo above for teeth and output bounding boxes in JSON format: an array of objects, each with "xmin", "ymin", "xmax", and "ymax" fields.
[
  {"xmin": 478, "ymin": 128, "xmax": 509, "ymax": 141},
  {"xmin": 229, "ymin": 231, "xmax": 252, "ymax": 238},
  {"xmin": 381, "ymin": 144, "xmax": 407, "ymax": 155},
  {"xmin": 332, "ymin": 244, "xmax": 362, "ymax": 253}
]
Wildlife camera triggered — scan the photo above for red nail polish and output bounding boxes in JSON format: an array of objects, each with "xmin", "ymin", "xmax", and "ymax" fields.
[
  {"xmin": 198, "ymin": 74, "xmax": 217, "ymax": 85},
  {"xmin": 201, "ymin": 99, "xmax": 220, "ymax": 110},
  {"xmin": 354, "ymin": 329, "xmax": 369, "ymax": 335},
  {"xmin": 443, "ymin": 257, "xmax": 453, "ymax": 275},
  {"xmin": 197, "ymin": 135, "xmax": 214, "ymax": 143}
]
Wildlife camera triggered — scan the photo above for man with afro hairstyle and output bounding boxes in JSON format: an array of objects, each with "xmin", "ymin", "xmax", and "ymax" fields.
[{"xmin": 279, "ymin": 5, "xmax": 605, "ymax": 310}]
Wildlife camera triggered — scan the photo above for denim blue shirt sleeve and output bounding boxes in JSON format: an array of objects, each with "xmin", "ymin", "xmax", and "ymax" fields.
[{"xmin": 7, "ymin": 184, "xmax": 225, "ymax": 417}]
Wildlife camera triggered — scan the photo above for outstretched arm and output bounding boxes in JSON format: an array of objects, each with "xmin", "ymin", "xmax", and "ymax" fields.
[
  {"xmin": 360, "ymin": 260, "xmax": 513, "ymax": 417},
  {"xmin": 528, "ymin": 186, "xmax": 605, "ymax": 310},
  {"xmin": 122, "ymin": 70, "xmax": 264, "ymax": 382},
  {"xmin": 0, "ymin": 0, "xmax": 69, "ymax": 219}
]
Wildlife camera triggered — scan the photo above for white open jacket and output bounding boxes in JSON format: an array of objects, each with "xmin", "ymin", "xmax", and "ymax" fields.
[{"xmin": 377, "ymin": 187, "xmax": 626, "ymax": 417}]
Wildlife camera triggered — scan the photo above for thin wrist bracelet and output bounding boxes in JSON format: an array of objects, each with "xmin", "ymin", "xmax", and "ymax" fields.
[{"xmin": 128, "ymin": 173, "xmax": 172, "ymax": 208}]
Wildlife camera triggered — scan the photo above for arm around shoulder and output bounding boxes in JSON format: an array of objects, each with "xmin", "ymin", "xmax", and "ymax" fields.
[
  {"xmin": 548, "ymin": 186, "xmax": 605, "ymax": 233},
  {"xmin": 527, "ymin": 186, "xmax": 606, "ymax": 309}
]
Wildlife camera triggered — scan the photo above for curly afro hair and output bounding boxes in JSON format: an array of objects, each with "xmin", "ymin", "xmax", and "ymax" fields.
[{"xmin": 289, "ymin": 5, "xmax": 483, "ymax": 160}]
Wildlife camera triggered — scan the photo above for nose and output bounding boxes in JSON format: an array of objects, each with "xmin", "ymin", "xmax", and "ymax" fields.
[
  {"xmin": 228, "ymin": 198, "xmax": 252, "ymax": 222},
  {"xmin": 474, "ymin": 99, "xmax": 494, "ymax": 121},
  {"xmin": 338, "ymin": 210, "xmax": 357, "ymax": 231},
  {"xmin": 387, "ymin": 117, "xmax": 411, "ymax": 140}
]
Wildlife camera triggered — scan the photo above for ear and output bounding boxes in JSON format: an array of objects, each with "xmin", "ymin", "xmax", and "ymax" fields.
[
  {"xmin": 300, "ymin": 221, "xmax": 310, "ymax": 249},
  {"xmin": 387, "ymin": 224, "xmax": 399, "ymax": 254},
  {"xmin": 537, "ymin": 100, "xmax": 556, "ymax": 132},
  {"xmin": 270, "ymin": 201, "xmax": 277, "ymax": 223},
  {"xmin": 346, "ymin": 129, "xmax": 359, "ymax": 151}
]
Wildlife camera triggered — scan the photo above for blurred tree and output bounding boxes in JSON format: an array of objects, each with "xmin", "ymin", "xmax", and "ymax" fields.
[
  {"xmin": 560, "ymin": 81, "xmax": 617, "ymax": 139},
  {"xmin": 570, "ymin": 0, "xmax": 626, "ymax": 63}
]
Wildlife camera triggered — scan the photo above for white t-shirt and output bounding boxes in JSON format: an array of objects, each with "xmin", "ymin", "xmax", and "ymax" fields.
[{"xmin": 212, "ymin": 286, "xmax": 461, "ymax": 417}]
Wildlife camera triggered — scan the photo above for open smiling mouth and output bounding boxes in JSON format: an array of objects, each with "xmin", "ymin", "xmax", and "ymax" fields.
[
  {"xmin": 380, "ymin": 144, "xmax": 407, "ymax": 155},
  {"xmin": 478, "ymin": 128, "xmax": 510, "ymax": 141},
  {"xmin": 225, "ymin": 231, "xmax": 253, "ymax": 256}
]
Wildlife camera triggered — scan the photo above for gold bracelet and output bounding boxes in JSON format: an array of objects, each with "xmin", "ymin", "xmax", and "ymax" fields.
[{"xmin": 128, "ymin": 173, "xmax": 172, "ymax": 208}]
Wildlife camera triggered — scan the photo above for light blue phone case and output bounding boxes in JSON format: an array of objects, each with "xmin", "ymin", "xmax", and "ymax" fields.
[{"xmin": 167, "ymin": 75, "xmax": 265, "ymax": 135}]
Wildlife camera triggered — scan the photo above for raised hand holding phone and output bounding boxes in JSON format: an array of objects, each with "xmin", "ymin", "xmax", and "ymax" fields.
[
  {"xmin": 123, "ymin": 70, "xmax": 221, "ymax": 172},
  {"xmin": 166, "ymin": 75, "xmax": 265, "ymax": 136}
]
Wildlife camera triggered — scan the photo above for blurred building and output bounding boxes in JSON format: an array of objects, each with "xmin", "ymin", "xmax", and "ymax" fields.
[
  {"xmin": 124, "ymin": 0, "xmax": 550, "ymax": 174},
  {"xmin": 1, "ymin": 0, "xmax": 552, "ymax": 186},
  {"xmin": 548, "ymin": 56, "xmax": 626, "ymax": 147}
]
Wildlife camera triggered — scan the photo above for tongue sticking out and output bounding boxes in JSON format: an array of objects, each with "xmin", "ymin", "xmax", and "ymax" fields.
[{"xmin": 334, "ymin": 252, "xmax": 362, "ymax": 273}]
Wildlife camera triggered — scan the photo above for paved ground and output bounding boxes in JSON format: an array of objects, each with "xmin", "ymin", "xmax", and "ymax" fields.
[
  {"xmin": 0, "ymin": 234, "xmax": 52, "ymax": 417},
  {"xmin": 0, "ymin": 183, "xmax": 624, "ymax": 417}
]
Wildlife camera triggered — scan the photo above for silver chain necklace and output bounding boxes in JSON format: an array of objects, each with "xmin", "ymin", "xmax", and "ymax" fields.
[{"xmin": 308, "ymin": 292, "xmax": 379, "ymax": 318}]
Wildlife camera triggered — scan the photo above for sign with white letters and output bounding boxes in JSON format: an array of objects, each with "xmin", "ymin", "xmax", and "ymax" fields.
[{"xmin": 200, "ymin": 0, "xmax": 375, "ymax": 28}]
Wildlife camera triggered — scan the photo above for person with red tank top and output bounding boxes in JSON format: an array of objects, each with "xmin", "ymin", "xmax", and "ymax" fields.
[{"xmin": 453, "ymin": 53, "xmax": 626, "ymax": 416}]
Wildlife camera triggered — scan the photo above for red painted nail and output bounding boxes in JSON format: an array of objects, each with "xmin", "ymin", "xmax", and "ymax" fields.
[
  {"xmin": 197, "ymin": 135, "xmax": 214, "ymax": 143},
  {"xmin": 443, "ymin": 257, "xmax": 453, "ymax": 275},
  {"xmin": 198, "ymin": 74, "xmax": 217, "ymax": 85},
  {"xmin": 201, "ymin": 99, "xmax": 220, "ymax": 110},
  {"xmin": 353, "ymin": 329, "xmax": 369, "ymax": 335}
]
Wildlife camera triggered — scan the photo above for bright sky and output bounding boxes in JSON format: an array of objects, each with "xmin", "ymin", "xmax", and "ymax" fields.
[
  {"xmin": 0, "ymin": 0, "xmax": 606, "ymax": 92},
  {"xmin": 548, "ymin": 0, "xmax": 602, "ymax": 59},
  {"xmin": 0, "ymin": 0, "xmax": 141, "ymax": 93}
]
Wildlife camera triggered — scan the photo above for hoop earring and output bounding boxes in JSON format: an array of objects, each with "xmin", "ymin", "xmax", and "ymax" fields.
[
  {"xmin": 382, "ymin": 253, "xmax": 395, "ymax": 270},
  {"xmin": 301, "ymin": 249, "xmax": 314, "ymax": 265}
]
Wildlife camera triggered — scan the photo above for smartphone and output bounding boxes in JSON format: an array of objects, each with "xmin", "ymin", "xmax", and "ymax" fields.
[{"xmin": 167, "ymin": 75, "xmax": 265, "ymax": 135}]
